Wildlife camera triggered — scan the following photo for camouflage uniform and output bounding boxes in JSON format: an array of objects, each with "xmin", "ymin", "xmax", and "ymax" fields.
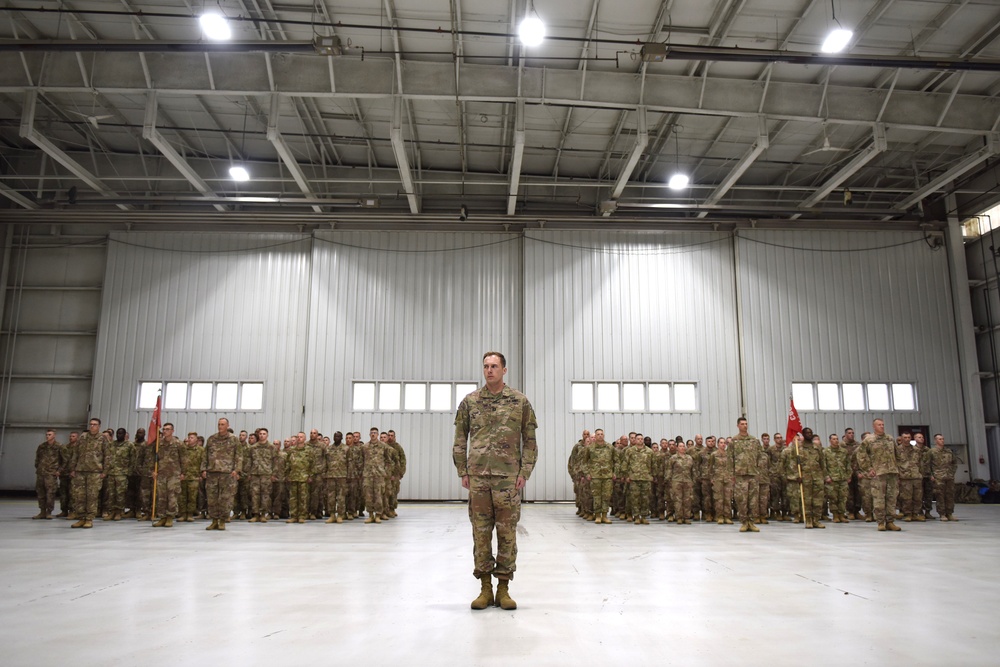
[
  {"xmin": 853, "ymin": 443, "xmax": 875, "ymax": 521},
  {"xmin": 34, "ymin": 438, "xmax": 62, "ymax": 517},
  {"xmin": 453, "ymin": 384, "xmax": 537, "ymax": 581},
  {"xmin": 755, "ymin": 448, "xmax": 770, "ymax": 522},
  {"xmin": 919, "ymin": 444, "xmax": 934, "ymax": 518},
  {"xmin": 862, "ymin": 433, "xmax": 900, "ymax": 527},
  {"xmin": 690, "ymin": 443, "xmax": 705, "ymax": 517},
  {"xmin": 135, "ymin": 442, "xmax": 156, "ymax": 518},
  {"xmin": 768, "ymin": 444, "xmax": 786, "ymax": 519},
  {"xmin": 179, "ymin": 442, "xmax": 204, "ymax": 519},
  {"xmin": 271, "ymin": 446, "xmax": 288, "ymax": 518},
  {"xmin": 285, "ymin": 445, "xmax": 315, "ymax": 521},
  {"xmin": 729, "ymin": 433, "xmax": 761, "ymax": 526},
  {"xmin": 361, "ymin": 438, "xmax": 390, "ymax": 518},
  {"xmin": 667, "ymin": 452, "xmax": 696, "ymax": 523},
  {"xmin": 896, "ymin": 442, "xmax": 923, "ymax": 519},
  {"xmin": 624, "ymin": 445, "xmax": 653, "ymax": 522},
  {"xmin": 70, "ymin": 432, "xmax": 106, "ymax": 521},
  {"xmin": 307, "ymin": 438, "xmax": 326, "ymax": 518},
  {"xmin": 247, "ymin": 439, "xmax": 274, "ymax": 519},
  {"xmin": 58, "ymin": 442, "xmax": 75, "ymax": 515},
  {"xmin": 323, "ymin": 441, "xmax": 349, "ymax": 520},
  {"xmin": 843, "ymin": 439, "xmax": 862, "ymax": 518},
  {"xmin": 235, "ymin": 439, "xmax": 251, "ymax": 519},
  {"xmin": 103, "ymin": 439, "xmax": 135, "ymax": 518},
  {"xmin": 388, "ymin": 439, "xmax": 406, "ymax": 512},
  {"xmin": 823, "ymin": 444, "xmax": 851, "ymax": 520},
  {"xmin": 568, "ymin": 440, "xmax": 585, "ymax": 515},
  {"xmin": 382, "ymin": 444, "xmax": 397, "ymax": 518},
  {"xmin": 929, "ymin": 446, "xmax": 957, "ymax": 518},
  {"xmin": 583, "ymin": 440, "xmax": 615, "ymax": 520},
  {"xmin": 710, "ymin": 446, "xmax": 734, "ymax": 523},
  {"xmin": 651, "ymin": 448, "xmax": 667, "ymax": 519},
  {"xmin": 153, "ymin": 436, "xmax": 182, "ymax": 519},
  {"xmin": 696, "ymin": 445, "xmax": 714, "ymax": 521},
  {"xmin": 784, "ymin": 440, "xmax": 825, "ymax": 524},
  {"xmin": 203, "ymin": 432, "xmax": 242, "ymax": 522},
  {"xmin": 347, "ymin": 443, "xmax": 365, "ymax": 517},
  {"xmin": 612, "ymin": 444, "xmax": 627, "ymax": 517}
]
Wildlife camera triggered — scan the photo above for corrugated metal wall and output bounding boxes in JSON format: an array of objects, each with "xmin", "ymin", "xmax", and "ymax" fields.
[
  {"xmin": 523, "ymin": 231, "xmax": 741, "ymax": 501},
  {"xmin": 738, "ymin": 230, "xmax": 965, "ymax": 441},
  {"xmin": 965, "ymin": 230, "xmax": 1000, "ymax": 480},
  {"xmin": 92, "ymin": 232, "xmax": 312, "ymax": 439}
]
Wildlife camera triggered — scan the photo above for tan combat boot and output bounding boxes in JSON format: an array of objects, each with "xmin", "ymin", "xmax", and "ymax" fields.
[
  {"xmin": 374, "ymin": 513, "xmax": 382, "ymax": 524},
  {"xmin": 877, "ymin": 522, "xmax": 887, "ymax": 531},
  {"xmin": 206, "ymin": 519, "xmax": 217, "ymax": 530},
  {"xmin": 82, "ymin": 519, "xmax": 94, "ymax": 528},
  {"xmin": 948, "ymin": 514, "xmax": 958, "ymax": 521},
  {"xmin": 886, "ymin": 521, "xmax": 901, "ymax": 531},
  {"xmin": 813, "ymin": 519, "xmax": 825, "ymax": 529},
  {"xmin": 633, "ymin": 517, "xmax": 641, "ymax": 525},
  {"xmin": 739, "ymin": 521, "xmax": 749, "ymax": 532},
  {"xmin": 325, "ymin": 515, "xmax": 336, "ymax": 524},
  {"xmin": 335, "ymin": 514, "xmax": 342, "ymax": 524},
  {"xmin": 364, "ymin": 514, "xmax": 375, "ymax": 524},
  {"xmin": 217, "ymin": 519, "xmax": 226, "ymax": 530},
  {"xmin": 164, "ymin": 516, "xmax": 174, "ymax": 527},
  {"xmin": 748, "ymin": 521, "xmax": 760, "ymax": 532},
  {"xmin": 71, "ymin": 518, "xmax": 86, "ymax": 528},
  {"xmin": 903, "ymin": 515, "xmax": 913, "ymax": 522},
  {"xmin": 152, "ymin": 517, "xmax": 167, "ymax": 527},
  {"xmin": 594, "ymin": 515, "xmax": 602, "ymax": 524},
  {"xmin": 758, "ymin": 517, "xmax": 769, "ymax": 525},
  {"xmin": 286, "ymin": 517, "xmax": 296, "ymax": 523},
  {"xmin": 495, "ymin": 579, "xmax": 517, "ymax": 610},
  {"xmin": 914, "ymin": 514, "xmax": 926, "ymax": 522},
  {"xmin": 717, "ymin": 517, "xmax": 725, "ymax": 525},
  {"xmin": 471, "ymin": 575, "xmax": 494, "ymax": 610},
  {"xmin": 260, "ymin": 514, "xmax": 268, "ymax": 523},
  {"xmin": 32, "ymin": 512, "xmax": 45, "ymax": 520},
  {"xmin": 641, "ymin": 517, "xmax": 650, "ymax": 525}
]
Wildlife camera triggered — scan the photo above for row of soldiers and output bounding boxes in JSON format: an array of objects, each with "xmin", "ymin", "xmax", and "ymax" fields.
[
  {"xmin": 569, "ymin": 420, "xmax": 960, "ymax": 532},
  {"xmin": 32, "ymin": 418, "xmax": 406, "ymax": 529}
]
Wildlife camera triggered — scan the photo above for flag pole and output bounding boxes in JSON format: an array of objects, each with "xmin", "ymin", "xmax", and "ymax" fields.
[
  {"xmin": 151, "ymin": 393, "xmax": 161, "ymax": 522},
  {"xmin": 794, "ymin": 436, "xmax": 807, "ymax": 526}
]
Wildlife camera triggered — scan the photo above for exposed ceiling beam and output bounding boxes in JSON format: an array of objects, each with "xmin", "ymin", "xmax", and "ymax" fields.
[
  {"xmin": 507, "ymin": 99, "xmax": 525, "ymax": 216},
  {"xmin": 18, "ymin": 90, "xmax": 132, "ymax": 210},
  {"xmin": 389, "ymin": 95, "xmax": 419, "ymax": 214},
  {"xmin": 267, "ymin": 95, "xmax": 323, "ymax": 214},
  {"xmin": 894, "ymin": 133, "xmax": 1000, "ymax": 213},
  {"xmin": 798, "ymin": 124, "xmax": 887, "ymax": 211},
  {"xmin": 0, "ymin": 182, "xmax": 39, "ymax": 209},
  {"xmin": 698, "ymin": 114, "xmax": 769, "ymax": 218},
  {"xmin": 142, "ymin": 91, "xmax": 226, "ymax": 212},
  {"xmin": 603, "ymin": 106, "xmax": 648, "ymax": 216}
]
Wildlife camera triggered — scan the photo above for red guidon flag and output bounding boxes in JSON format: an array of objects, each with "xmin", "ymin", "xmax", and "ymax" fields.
[
  {"xmin": 785, "ymin": 397, "xmax": 803, "ymax": 445},
  {"xmin": 148, "ymin": 394, "xmax": 161, "ymax": 442}
]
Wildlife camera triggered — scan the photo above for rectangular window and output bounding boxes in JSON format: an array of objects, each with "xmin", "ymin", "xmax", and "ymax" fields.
[
  {"xmin": 353, "ymin": 383, "xmax": 376, "ymax": 411},
  {"xmin": 429, "ymin": 384, "xmax": 452, "ymax": 411},
  {"xmin": 674, "ymin": 384, "xmax": 697, "ymax": 411},
  {"xmin": 215, "ymin": 383, "xmax": 238, "ymax": 410},
  {"xmin": 240, "ymin": 383, "xmax": 264, "ymax": 410},
  {"xmin": 596, "ymin": 383, "xmax": 620, "ymax": 411},
  {"xmin": 164, "ymin": 382, "xmax": 187, "ymax": 410},
  {"xmin": 138, "ymin": 382, "xmax": 161, "ymax": 409},
  {"xmin": 571, "ymin": 382, "xmax": 697, "ymax": 413},
  {"xmin": 137, "ymin": 381, "xmax": 264, "ymax": 412},
  {"xmin": 867, "ymin": 383, "xmax": 890, "ymax": 411},
  {"xmin": 816, "ymin": 383, "xmax": 840, "ymax": 411},
  {"xmin": 622, "ymin": 383, "xmax": 645, "ymax": 411},
  {"xmin": 842, "ymin": 383, "xmax": 865, "ymax": 411},
  {"xmin": 571, "ymin": 383, "xmax": 594, "ymax": 411},
  {"xmin": 792, "ymin": 383, "xmax": 815, "ymax": 411},
  {"xmin": 648, "ymin": 384, "xmax": 670, "ymax": 411},
  {"xmin": 379, "ymin": 383, "xmax": 401, "ymax": 411},
  {"xmin": 891, "ymin": 383, "xmax": 916, "ymax": 410},
  {"xmin": 354, "ymin": 381, "xmax": 479, "ymax": 412},
  {"xmin": 404, "ymin": 383, "xmax": 426, "ymax": 411},
  {"xmin": 455, "ymin": 384, "xmax": 478, "ymax": 408},
  {"xmin": 189, "ymin": 383, "xmax": 213, "ymax": 410}
]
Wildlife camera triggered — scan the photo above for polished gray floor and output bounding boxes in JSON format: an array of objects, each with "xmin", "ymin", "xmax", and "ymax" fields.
[{"xmin": 1, "ymin": 499, "xmax": 997, "ymax": 666}]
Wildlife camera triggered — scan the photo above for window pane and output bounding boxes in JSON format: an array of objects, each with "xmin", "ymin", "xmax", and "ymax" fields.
[
  {"xmin": 404, "ymin": 383, "xmax": 426, "ymax": 411},
  {"xmin": 867, "ymin": 383, "xmax": 890, "ymax": 411},
  {"xmin": 429, "ymin": 384, "xmax": 452, "ymax": 411},
  {"xmin": 216, "ymin": 383, "xmax": 238, "ymax": 410},
  {"xmin": 817, "ymin": 383, "xmax": 840, "ymax": 411},
  {"xmin": 138, "ymin": 382, "xmax": 161, "ymax": 409},
  {"xmin": 571, "ymin": 383, "xmax": 594, "ymax": 411},
  {"xmin": 189, "ymin": 383, "xmax": 213, "ymax": 410},
  {"xmin": 792, "ymin": 383, "xmax": 815, "ymax": 411},
  {"xmin": 353, "ymin": 383, "xmax": 376, "ymax": 411},
  {"xmin": 241, "ymin": 383, "xmax": 263, "ymax": 410},
  {"xmin": 379, "ymin": 383, "xmax": 401, "ymax": 411},
  {"xmin": 623, "ymin": 383, "xmax": 645, "ymax": 411},
  {"xmin": 674, "ymin": 384, "xmax": 697, "ymax": 411},
  {"xmin": 596, "ymin": 383, "xmax": 619, "ymax": 411},
  {"xmin": 842, "ymin": 383, "xmax": 865, "ymax": 410},
  {"xmin": 892, "ymin": 383, "xmax": 916, "ymax": 410},
  {"xmin": 164, "ymin": 382, "xmax": 187, "ymax": 410},
  {"xmin": 455, "ymin": 384, "xmax": 478, "ymax": 409},
  {"xmin": 648, "ymin": 384, "xmax": 670, "ymax": 411}
]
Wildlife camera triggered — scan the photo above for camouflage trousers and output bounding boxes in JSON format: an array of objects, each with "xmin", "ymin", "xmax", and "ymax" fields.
[
  {"xmin": 579, "ymin": 478, "xmax": 593, "ymax": 515},
  {"xmin": 770, "ymin": 476, "xmax": 786, "ymax": 517},
  {"xmin": 35, "ymin": 474, "xmax": 58, "ymax": 514},
  {"xmin": 651, "ymin": 478, "xmax": 664, "ymax": 516},
  {"xmin": 591, "ymin": 478, "xmax": 612, "ymax": 517},
  {"xmin": 70, "ymin": 472, "xmax": 102, "ymax": 519},
  {"xmin": 733, "ymin": 475, "xmax": 758, "ymax": 522},
  {"xmin": 872, "ymin": 473, "xmax": 899, "ymax": 524},
  {"xmin": 363, "ymin": 476, "xmax": 385, "ymax": 515},
  {"xmin": 933, "ymin": 478, "xmax": 955, "ymax": 516},
  {"xmin": 787, "ymin": 479, "xmax": 802, "ymax": 519},
  {"xmin": 235, "ymin": 478, "xmax": 249, "ymax": 516},
  {"xmin": 140, "ymin": 476, "xmax": 154, "ymax": 515},
  {"xmin": 800, "ymin": 476, "xmax": 825, "ymax": 521},
  {"xmin": 572, "ymin": 478, "xmax": 581, "ymax": 510},
  {"xmin": 271, "ymin": 481, "xmax": 287, "ymax": 518},
  {"xmin": 325, "ymin": 478, "xmax": 347, "ymax": 517},
  {"xmin": 826, "ymin": 480, "xmax": 848, "ymax": 516},
  {"xmin": 468, "ymin": 475, "xmax": 521, "ymax": 580},
  {"xmin": 898, "ymin": 478, "xmax": 922, "ymax": 517},
  {"xmin": 699, "ymin": 479, "xmax": 714, "ymax": 520},
  {"xmin": 178, "ymin": 479, "xmax": 199, "ymax": 516},
  {"xmin": 672, "ymin": 479, "xmax": 694, "ymax": 521},
  {"xmin": 390, "ymin": 478, "xmax": 401, "ymax": 510},
  {"xmin": 859, "ymin": 476, "xmax": 874, "ymax": 517},
  {"xmin": 627, "ymin": 480, "xmax": 651, "ymax": 518},
  {"xmin": 847, "ymin": 474, "xmax": 862, "ymax": 515},
  {"xmin": 103, "ymin": 474, "xmax": 128, "ymax": 513},
  {"xmin": 612, "ymin": 481, "xmax": 625, "ymax": 514},
  {"xmin": 382, "ymin": 477, "xmax": 393, "ymax": 515},
  {"xmin": 310, "ymin": 478, "xmax": 325, "ymax": 517},
  {"xmin": 249, "ymin": 475, "xmax": 272, "ymax": 516},
  {"xmin": 922, "ymin": 477, "xmax": 934, "ymax": 516},
  {"xmin": 756, "ymin": 481, "xmax": 769, "ymax": 520},
  {"xmin": 288, "ymin": 481, "xmax": 310, "ymax": 520},
  {"xmin": 153, "ymin": 475, "xmax": 180, "ymax": 518},
  {"xmin": 347, "ymin": 478, "xmax": 364, "ymax": 515},
  {"xmin": 713, "ymin": 477, "xmax": 733, "ymax": 520},
  {"xmin": 205, "ymin": 472, "xmax": 236, "ymax": 521}
]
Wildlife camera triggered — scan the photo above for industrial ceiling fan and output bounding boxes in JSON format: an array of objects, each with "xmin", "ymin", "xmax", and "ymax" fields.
[{"xmin": 803, "ymin": 123, "xmax": 850, "ymax": 156}]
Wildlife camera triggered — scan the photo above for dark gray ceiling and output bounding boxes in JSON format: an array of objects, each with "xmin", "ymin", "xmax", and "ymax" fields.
[{"xmin": 2, "ymin": 0, "xmax": 1000, "ymax": 227}]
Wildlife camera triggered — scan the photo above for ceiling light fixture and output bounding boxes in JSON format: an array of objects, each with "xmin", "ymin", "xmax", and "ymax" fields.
[
  {"xmin": 518, "ymin": 2, "xmax": 546, "ymax": 47},
  {"xmin": 820, "ymin": 0, "xmax": 852, "ymax": 54},
  {"xmin": 668, "ymin": 126, "xmax": 689, "ymax": 190},
  {"xmin": 199, "ymin": 12, "xmax": 232, "ymax": 41},
  {"xmin": 229, "ymin": 165, "xmax": 249, "ymax": 181}
]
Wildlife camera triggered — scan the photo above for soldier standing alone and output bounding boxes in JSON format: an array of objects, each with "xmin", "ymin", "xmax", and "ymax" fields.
[
  {"xmin": 453, "ymin": 351, "xmax": 537, "ymax": 611},
  {"xmin": 202, "ymin": 418, "xmax": 242, "ymax": 531},
  {"xmin": 729, "ymin": 417, "xmax": 762, "ymax": 533},
  {"xmin": 33, "ymin": 429, "xmax": 61, "ymax": 520}
]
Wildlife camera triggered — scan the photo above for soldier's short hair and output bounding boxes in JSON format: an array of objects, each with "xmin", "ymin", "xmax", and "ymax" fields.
[
  {"xmin": 163, "ymin": 422, "xmax": 174, "ymax": 429},
  {"xmin": 89, "ymin": 417, "xmax": 102, "ymax": 425},
  {"xmin": 934, "ymin": 433, "xmax": 942, "ymax": 438},
  {"xmin": 737, "ymin": 417, "xmax": 747, "ymax": 425},
  {"xmin": 388, "ymin": 430, "xmax": 395, "ymax": 435},
  {"xmin": 197, "ymin": 436, "xmax": 204, "ymax": 445},
  {"xmin": 483, "ymin": 351, "xmax": 507, "ymax": 367},
  {"xmin": 188, "ymin": 431, "xmax": 197, "ymax": 437}
]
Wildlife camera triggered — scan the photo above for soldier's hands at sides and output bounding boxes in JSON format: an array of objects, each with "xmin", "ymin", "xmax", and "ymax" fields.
[
  {"xmin": 461, "ymin": 475, "xmax": 470, "ymax": 489},
  {"xmin": 515, "ymin": 476, "xmax": 526, "ymax": 490}
]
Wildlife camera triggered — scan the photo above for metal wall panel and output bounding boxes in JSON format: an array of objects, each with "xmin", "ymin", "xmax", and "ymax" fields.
[
  {"xmin": 738, "ymin": 230, "xmax": 965, "ymax": 441},
  {"xmin": 91, "ymin": 232, "xmax": 312, "ymax": 440},
  {"xmin": 304, "ymin": 232, "xmax": 522, "ymax": 501},
  {"xmin": 522, "ymin": 231, "xmax": 741, "ymax": 501}
]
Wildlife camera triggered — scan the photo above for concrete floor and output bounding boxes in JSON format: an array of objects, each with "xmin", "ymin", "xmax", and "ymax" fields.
[{"xmin": 1, "ymin": 500, "xmax": 997, "ymax": 667}]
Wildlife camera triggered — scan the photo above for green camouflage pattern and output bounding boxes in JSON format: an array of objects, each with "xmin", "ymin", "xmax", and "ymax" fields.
[
  {"xmin": 584, "ymin": 441, "xmax": 615, "ymax": 479},
  {"xmin": 453, "ymin": 385, "xmax": 538, "ymax": 480},
  {"xmin": 204, "ymin": 433, "xmax": 243, "ymax": 474}
]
